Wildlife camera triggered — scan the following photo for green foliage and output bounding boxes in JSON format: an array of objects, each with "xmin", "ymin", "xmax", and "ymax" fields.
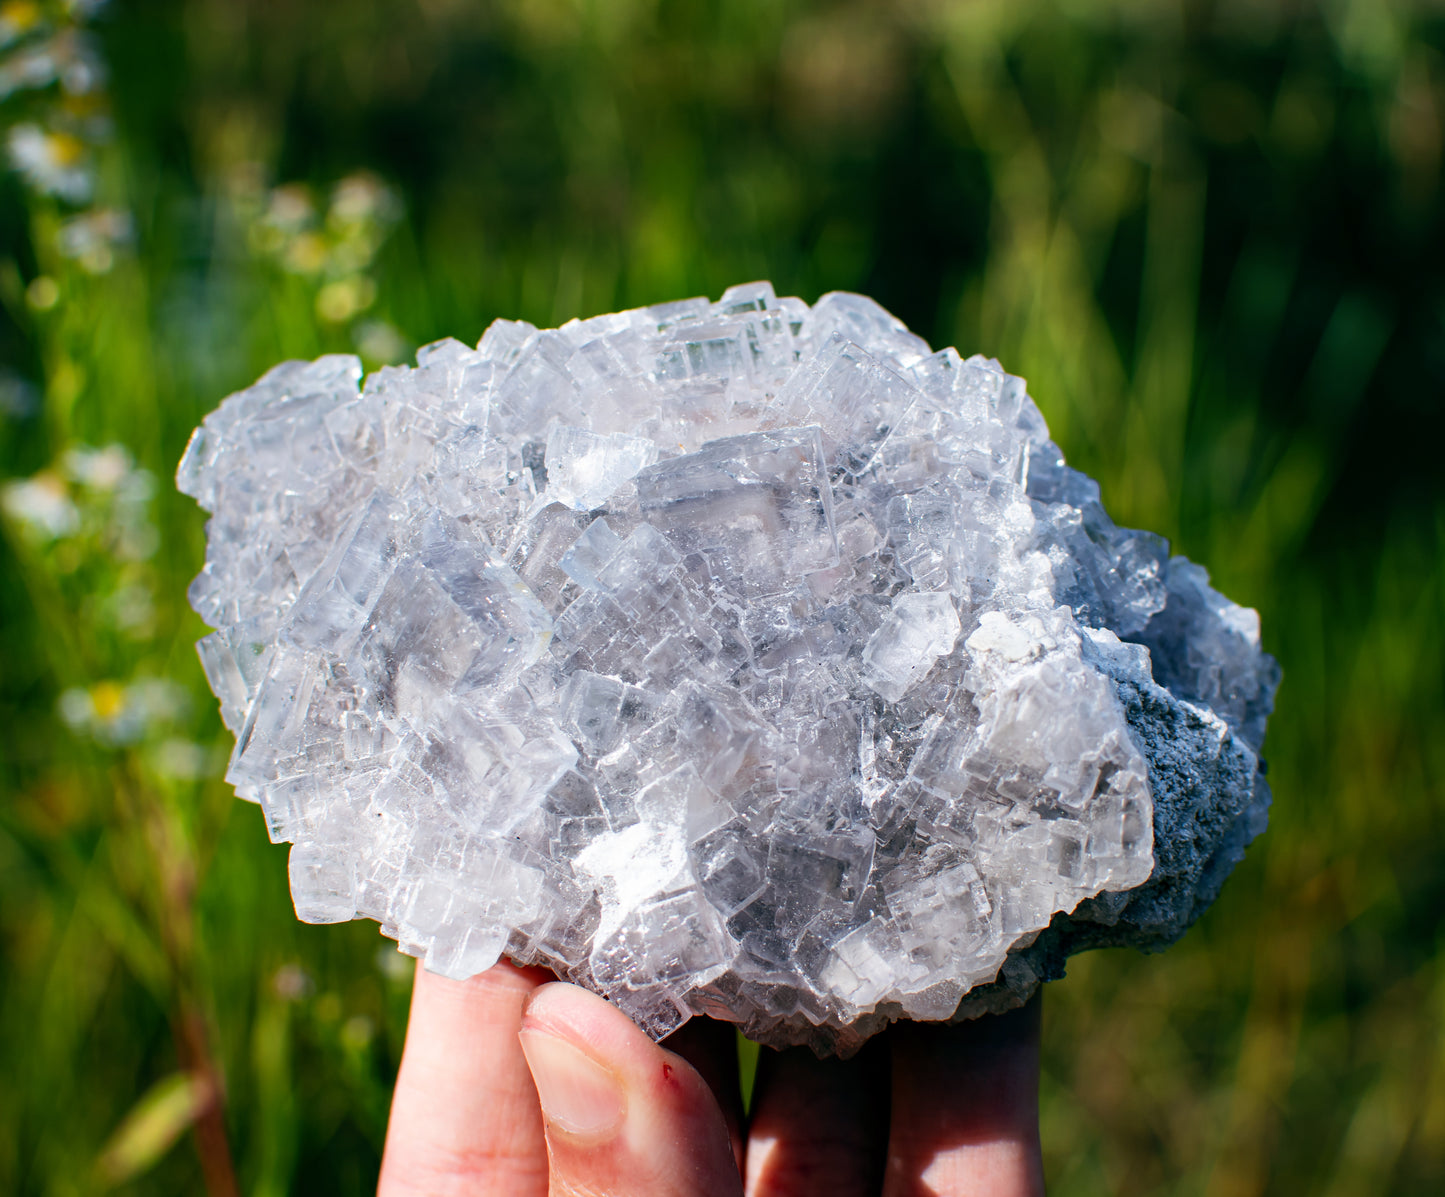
[{"xmin": 1, "ymin": 1, "xmax": 1442, "ymax": 1193}]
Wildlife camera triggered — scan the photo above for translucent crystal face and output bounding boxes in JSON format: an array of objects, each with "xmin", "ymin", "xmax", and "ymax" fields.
[{"xmin": 179, "ymin": 282, "xmax": 1278, "ymax": 1051}]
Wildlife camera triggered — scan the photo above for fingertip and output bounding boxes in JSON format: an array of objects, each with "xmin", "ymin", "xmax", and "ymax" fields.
[
  {"xmin": 520, "ymin": 981, "xmax": 717, "ymax": 1129},
  {"xmin": 664, "ymin": 1017, "xmax": 746, "ymax": 1173},
  {"xmin": 521, "ymin": 980, "xmax": 657, "ymax": 1067},
  {"xmin": 416, "ymin": 954, "xmax": 554, "ymax": 1004},
  {"xmin": 518, "ymin": 982, "xmax": 742, "ymax": 1196},
  {"xmin": 379, "ymin": 959, "xmax": 552, "ymax": 1197},
  {"xmin": 885, "ymin": 997, "xmax": 1045, "ymax": 1197},
  {"xmin": 518, "ymin": 1023, "xmax": 628, "ymax": 1141},
  {"xmin": 745, "ymin": 1037, "xmax": 889, "ymax": 1197}
]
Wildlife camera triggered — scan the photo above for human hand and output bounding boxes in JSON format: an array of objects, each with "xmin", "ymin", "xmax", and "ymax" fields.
[{"xmin": 377, "ymin": 960, "xmax": 1044, "ymax": 1196}]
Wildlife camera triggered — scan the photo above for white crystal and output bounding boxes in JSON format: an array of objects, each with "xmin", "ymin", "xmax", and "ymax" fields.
[
  {"xmin": 542, "ymin": 424, "xmax": 660, "ymax": 511},
  {"xmin": 861, "ymin": 591, "xmax": 962, "ymax": 702},
  {"xmin": 180, "ymin": 283, "xmax": 1279, "ymax": 1054}
]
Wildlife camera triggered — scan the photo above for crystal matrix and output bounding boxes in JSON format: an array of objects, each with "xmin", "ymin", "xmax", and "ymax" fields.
[{"xmin": 179, "ymin": 283, "xmax": 1279, "ymax": 1054}]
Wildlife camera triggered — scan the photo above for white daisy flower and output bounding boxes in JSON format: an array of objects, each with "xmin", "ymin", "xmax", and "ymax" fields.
[{"xmin": 6, "ymin": 122, "xmax": 92, "ymax": 201}]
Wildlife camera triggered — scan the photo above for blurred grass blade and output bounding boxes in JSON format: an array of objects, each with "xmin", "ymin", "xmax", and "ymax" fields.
[
  {"xmin": 94, "ymin": 1072, "xmax": 213, "ymax": 1189},
  {"xmin": 736, "ymin": 1030, "xmax": 761, "ymax": 1115}
]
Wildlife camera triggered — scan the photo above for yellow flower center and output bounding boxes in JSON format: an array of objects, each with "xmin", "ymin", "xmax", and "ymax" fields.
[
  {"xmin": 0, "ymin": 2, "xmax": 42, "ymax": 33},
  {"xmin": 90, "ymin": 682, "xmax": 126, "ymax": 722},
  {"xmin": 48, "ymin": 132, "xmax": 86, "ymax": 168}
]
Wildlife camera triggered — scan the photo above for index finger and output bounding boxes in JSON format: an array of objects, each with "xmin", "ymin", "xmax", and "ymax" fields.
[
  {"xmin": 378, "ymin": 959, "xmax": 553, "ymax": 1197},
  {"xmin": 882, "ymin": 997, "xmax": 1045, "ymax": 1197}
]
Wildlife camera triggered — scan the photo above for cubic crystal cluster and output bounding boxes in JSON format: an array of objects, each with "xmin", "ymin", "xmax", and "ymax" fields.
[{"xmin": 179, "ymin": 283, "xmax": 1279, "ymax": 1053}]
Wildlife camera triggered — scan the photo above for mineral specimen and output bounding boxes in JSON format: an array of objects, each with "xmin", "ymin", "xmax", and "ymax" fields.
[{"xmin": 179, "ymin": 282, "xmax": 1279, "ymax": 1054}]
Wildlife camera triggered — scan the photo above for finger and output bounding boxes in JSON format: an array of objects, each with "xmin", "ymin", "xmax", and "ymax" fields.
[
  {"xmin": 378, "ymin": 959, "xmax": 553, "ymax": 1197},
  {"xmin": 743, "ymin": 1036, "xmax": 889, "ymax": 1197},
  {"xmin": 882, "ymin": 997, "xmax": 1044, "ymax": 1197},
  {"xmin": 664, "ymin": 1017, "xmax": 747, "ymax": 1172},
  {"xmin": 519, "ymin": 982, "xmax": 743, "ymax": 1197}
]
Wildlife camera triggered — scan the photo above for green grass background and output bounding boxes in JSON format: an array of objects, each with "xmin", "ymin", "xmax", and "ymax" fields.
[{"xmin": 1, "ymin": 1, "xmax": 1442, "ymax": 1193}]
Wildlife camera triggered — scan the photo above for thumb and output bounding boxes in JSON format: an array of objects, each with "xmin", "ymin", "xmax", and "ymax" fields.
[{"xmin": 519, "ymin": 982, "xmax": 742, "ymax": 1197}]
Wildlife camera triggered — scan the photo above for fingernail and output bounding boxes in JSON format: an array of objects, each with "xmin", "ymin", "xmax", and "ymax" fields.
[{"xmin": 520, "ymin": 1028, "xmax": 626, "ymax": 1138}]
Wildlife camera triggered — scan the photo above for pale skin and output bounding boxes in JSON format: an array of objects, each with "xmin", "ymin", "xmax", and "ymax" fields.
[{"xmin": 378, "ymin": 960, "xmax": 1045, "ymax": 1197}]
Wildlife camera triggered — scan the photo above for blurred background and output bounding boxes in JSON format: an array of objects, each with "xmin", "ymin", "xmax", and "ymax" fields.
[{"xmin": 1, "ymin": 0, "xmax": 1441, "ymax": 1193}]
